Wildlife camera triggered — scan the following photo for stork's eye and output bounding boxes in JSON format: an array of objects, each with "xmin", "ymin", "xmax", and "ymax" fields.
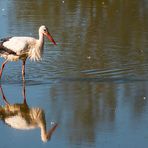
[{"xmin": 44, "ymin": 29, "xmax": 46, "ymax": 32}]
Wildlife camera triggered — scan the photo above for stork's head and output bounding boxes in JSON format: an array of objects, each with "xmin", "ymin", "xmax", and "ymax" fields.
[{"xmin": 39, "ymin": 25, "xmax": 57, "ymax": 45}]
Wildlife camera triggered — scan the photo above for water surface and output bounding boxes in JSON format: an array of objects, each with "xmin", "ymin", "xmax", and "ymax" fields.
[{"xmin": 0, "ymin": 0, "xmax": 148, "ymax": 148}]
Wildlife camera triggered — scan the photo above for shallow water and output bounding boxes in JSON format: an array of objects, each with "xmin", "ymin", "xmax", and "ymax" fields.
[{"xmin": 0, "ymin": 0, "xmax": 148, "ymax": 147}]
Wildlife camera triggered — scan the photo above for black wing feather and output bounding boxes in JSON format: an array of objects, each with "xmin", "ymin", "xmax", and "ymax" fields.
[{"xmin": 0, "ymin": 37, "xmax": 17, "ymax": 55}]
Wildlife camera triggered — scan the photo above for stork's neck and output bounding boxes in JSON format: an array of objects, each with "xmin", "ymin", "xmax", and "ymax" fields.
[
  {"xmin": 38, "ymin": 32, "xmax": 44, "ymax": 48},
  {"xmin": 28, "ymin": 32, "xmax": 44, "ymax": 61}
]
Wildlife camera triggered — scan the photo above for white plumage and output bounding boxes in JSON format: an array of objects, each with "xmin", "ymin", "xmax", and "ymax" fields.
[{"xmin": 0, "ymin": 25, "xmax": 57, "ymax": 80}]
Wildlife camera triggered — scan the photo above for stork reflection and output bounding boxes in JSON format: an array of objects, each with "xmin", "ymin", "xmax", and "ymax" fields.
[{"xmin": 0, "ymin": 83, "xmax": 58, "ymax": 142}]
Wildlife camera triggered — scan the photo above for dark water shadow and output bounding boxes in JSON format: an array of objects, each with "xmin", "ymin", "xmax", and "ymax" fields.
[
  {"xmin": 0, "ymin": 76, "xmax": 148, "ymax": 86},
  {"xmin": 55, "ymin": 76, "xmax": 148, "ymax": 84}
]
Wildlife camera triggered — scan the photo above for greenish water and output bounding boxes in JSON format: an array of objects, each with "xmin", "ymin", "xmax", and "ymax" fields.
[{"xmin": 0, "ymin": 0, "xmax": 148, "ymax": 148}]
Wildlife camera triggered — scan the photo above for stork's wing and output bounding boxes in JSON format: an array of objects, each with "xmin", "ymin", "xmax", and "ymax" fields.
[
  {"xmin": 0, "ymin": 37, "xmax": 12, "ymax": 44},
  {"xmin": 2, "ymin": 37, "xmax": 30, "ymax": 55},
  {"xmin": 0, "ymin": 37, "xmax": 17, "ymax": 55}
]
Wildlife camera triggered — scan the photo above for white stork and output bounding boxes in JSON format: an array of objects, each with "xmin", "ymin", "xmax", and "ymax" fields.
[{"xmin": 0, "ymin": 25, "xmax": 57, "ymax": 80}]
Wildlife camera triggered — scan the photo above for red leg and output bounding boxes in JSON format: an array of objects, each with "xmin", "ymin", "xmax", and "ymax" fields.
[
  {"xmin": 22, "ymin": 60, "xmax": 26, "ymax": 81},
  {"xmin": 0, "ymin": 60, "xmax": 8, "ymax": 78},
  {"xmin": 0, "ymin": 85, "xmax": 10, "ymax": 105},
  {"xmin": 22, "ymin": 80, "xmax": 27, "ymax": 104}
]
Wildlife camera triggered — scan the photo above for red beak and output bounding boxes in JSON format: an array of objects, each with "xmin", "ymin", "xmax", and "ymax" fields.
[{"xmin": 45, "ymin": 32, "xmax": 57, "ymax": 45}]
